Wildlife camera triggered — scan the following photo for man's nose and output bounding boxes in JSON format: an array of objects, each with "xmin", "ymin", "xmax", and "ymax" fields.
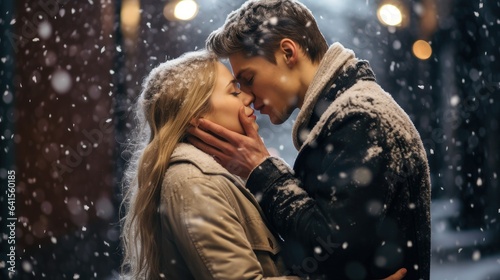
[
  {"xmin": 241, "ymin": 91, "xmax": 255, "ymax": 106},
  {"xmin": 253, "ymin": 96, "xmax": 264, "ymax": 110}
]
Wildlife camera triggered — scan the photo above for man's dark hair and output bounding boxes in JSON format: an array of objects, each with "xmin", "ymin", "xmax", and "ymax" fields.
[{"xmin": 206, "ymin": 0, "xmax": 328, "ymax": 64}]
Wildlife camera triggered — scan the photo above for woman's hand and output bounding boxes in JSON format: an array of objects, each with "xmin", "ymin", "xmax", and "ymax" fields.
[{"xmin": 187, "ymin": 106, "xmax": 270, "ymax": 178}]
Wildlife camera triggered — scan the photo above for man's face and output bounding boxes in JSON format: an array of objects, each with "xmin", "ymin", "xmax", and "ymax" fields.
[{"xmin": 229, "ymin": 52, "xmax": 300, "ymax": 124}]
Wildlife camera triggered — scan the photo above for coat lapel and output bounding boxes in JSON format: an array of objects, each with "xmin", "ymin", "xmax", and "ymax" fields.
[{"xmin": 169, "ymin": 143, "xmax": 273, "ymax": 229}]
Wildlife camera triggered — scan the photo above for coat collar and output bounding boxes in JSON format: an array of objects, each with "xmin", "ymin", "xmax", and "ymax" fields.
[
  {"xmin": 292, "ymin": 43, "xmax": 355, "ymax": 150},
  {"xmin": 169, "ymin": 143, "xmax": 269, "ymax": 222},
  {"xmin": 170, "ymin": 142, "xmax": 241, "ymax": 181}
]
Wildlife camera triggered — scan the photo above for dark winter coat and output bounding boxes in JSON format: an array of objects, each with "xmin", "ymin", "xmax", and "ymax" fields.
[{"xmin": 246, "ymin": 43, "xmax": 431, "ymax": 280}]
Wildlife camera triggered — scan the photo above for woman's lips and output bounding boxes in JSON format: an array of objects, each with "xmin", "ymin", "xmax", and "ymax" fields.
[{"xmin": 247, "ymin": 110, "xmax": 257, "ymax": 121}]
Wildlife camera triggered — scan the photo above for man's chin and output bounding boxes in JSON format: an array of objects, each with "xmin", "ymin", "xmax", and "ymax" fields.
[{"xmin": 269, "ymin": 113, "xmax": 290, "ymax": 125}]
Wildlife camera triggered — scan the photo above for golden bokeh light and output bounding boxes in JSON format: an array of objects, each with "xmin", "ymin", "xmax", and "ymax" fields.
[
  {"xmin": 121, "ymin": 0, "xmax": 140, "ymax": 31},
  {"xmin": 412, "ymin": 40, "xmax": 433, "ymax": 60}
]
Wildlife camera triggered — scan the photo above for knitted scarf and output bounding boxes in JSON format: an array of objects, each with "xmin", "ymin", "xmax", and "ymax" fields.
[{"xmin": 292, "ymin": 43, "xmax": 376, "ymax": 150}]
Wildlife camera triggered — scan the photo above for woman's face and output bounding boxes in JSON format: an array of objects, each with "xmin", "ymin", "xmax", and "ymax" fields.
[{"xmin": 203, "ymin": 62, "xmax": 258, "ymax": 134}]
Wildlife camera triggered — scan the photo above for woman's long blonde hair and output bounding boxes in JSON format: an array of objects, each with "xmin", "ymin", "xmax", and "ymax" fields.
[{"xmin": 121, "ymin": 50, "xmax": 219, "ymax": 279}]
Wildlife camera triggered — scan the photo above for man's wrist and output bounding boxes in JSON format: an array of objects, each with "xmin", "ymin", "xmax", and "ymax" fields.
[{"xmin": 246, "ymin": 157, "xmax": 293, "ymax": 194}]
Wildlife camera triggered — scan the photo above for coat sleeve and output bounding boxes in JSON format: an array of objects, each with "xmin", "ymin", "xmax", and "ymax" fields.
[
  {"xmin": 246, "ymin": 113, "xmax": 394, "ymax": 276},
  {"xmin": 163, "ymin": 175, "xmax": 299, "ymax": 280}
]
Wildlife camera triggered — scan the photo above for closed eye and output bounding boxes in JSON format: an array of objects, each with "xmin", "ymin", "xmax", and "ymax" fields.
[
  {"xmin": 245, "ymin": 76, "xmax": 254, "ymax": 86},
  {"xmin": 238, "ymin": 76, "xmax": 253, "ymax": 87}
]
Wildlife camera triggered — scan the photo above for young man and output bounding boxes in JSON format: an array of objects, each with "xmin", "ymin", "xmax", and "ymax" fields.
[{"xmin": 188, "ymin": 0, "xmax": 430, "ymax": 279}]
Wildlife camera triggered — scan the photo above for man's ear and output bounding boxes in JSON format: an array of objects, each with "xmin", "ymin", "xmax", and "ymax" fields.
[{"xmin": 280, "ymin": 38, "xmax": 299, "ymax": 67}]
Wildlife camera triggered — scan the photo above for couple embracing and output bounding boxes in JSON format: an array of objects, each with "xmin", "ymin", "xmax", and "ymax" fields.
[{"xmin": 121, "ymin": 1, "xmax": 431, "ymax": 279}]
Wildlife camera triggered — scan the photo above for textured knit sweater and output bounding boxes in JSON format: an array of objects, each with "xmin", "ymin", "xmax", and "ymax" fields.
[{"xmin": 247, "ymin": 43, "xmax": 431, "ymax": 280}]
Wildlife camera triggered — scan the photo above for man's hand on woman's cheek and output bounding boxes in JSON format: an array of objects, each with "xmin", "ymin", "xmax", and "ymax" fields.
[{"xmin": 187, "ymin": 112, "xmax": 270, "ymax": 178}]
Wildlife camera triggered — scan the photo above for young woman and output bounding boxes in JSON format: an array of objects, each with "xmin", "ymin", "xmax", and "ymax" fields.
[{"xmin": 120, "ymin": 50, "xmax": 294, "ymax": 279}]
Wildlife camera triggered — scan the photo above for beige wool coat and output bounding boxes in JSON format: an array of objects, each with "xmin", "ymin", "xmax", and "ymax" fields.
[{"xmin": 159, "ymin": 143, "xmax": 296, "ymax": 279}]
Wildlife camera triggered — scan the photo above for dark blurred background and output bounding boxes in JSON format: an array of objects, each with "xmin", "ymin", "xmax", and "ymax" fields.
[{"xmin": 1, "ymin": 0, "xmax": 499, "ymax": 279}]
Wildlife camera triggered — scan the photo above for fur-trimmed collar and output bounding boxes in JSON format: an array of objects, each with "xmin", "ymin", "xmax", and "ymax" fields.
[{"xmin": 292, "ymin": 43, "xmax": 355, "ymax": 150}]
